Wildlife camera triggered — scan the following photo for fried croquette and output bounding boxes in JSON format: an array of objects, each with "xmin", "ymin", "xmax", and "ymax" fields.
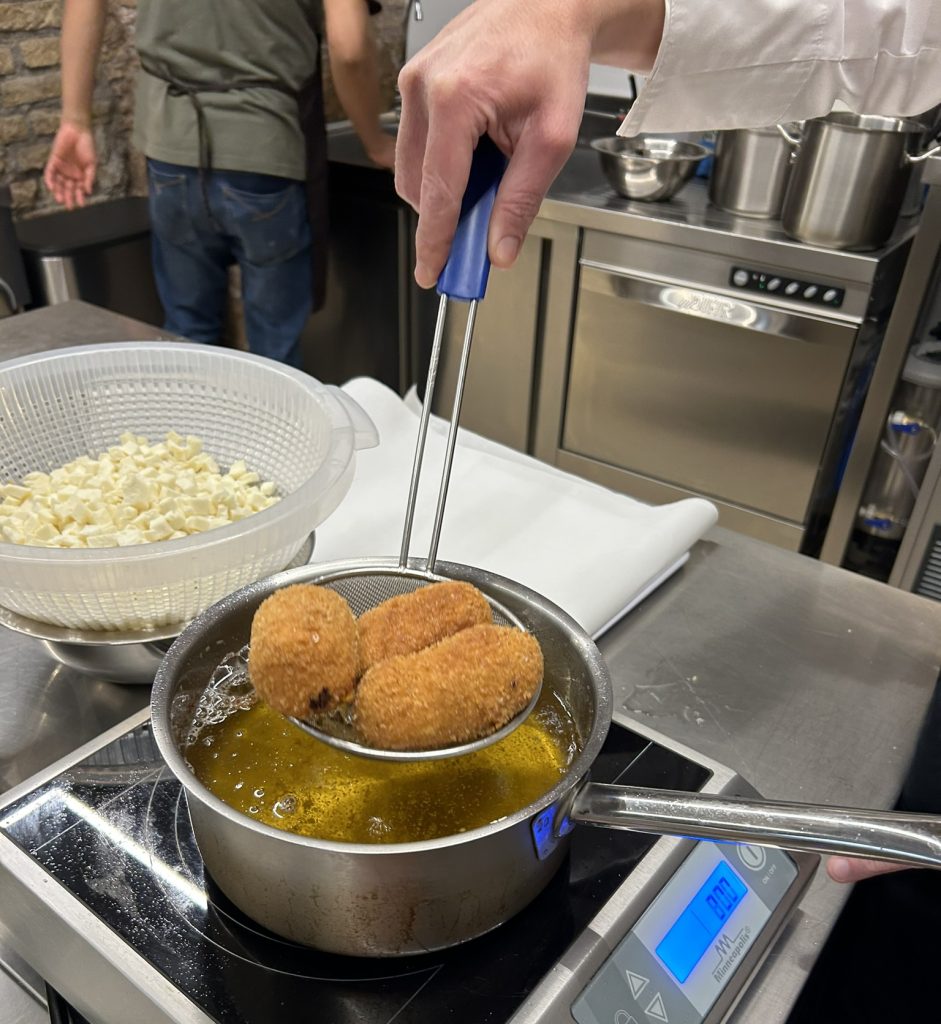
[
  {"xmin": 248, "ymin": 584, "xmax": 360, "ymax": 719},
  {"xmin": 354, "ymin": 623, "xmax": 543, "ymax": 751},
  {"xmin": 357, "ymin": 580, "xmax": 492, "ymax": 673}
]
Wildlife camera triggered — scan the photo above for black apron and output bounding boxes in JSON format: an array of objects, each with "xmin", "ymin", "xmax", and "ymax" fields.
[{"xmin": 139, "ymin": 46, "xmax": 329, "ymax": 313}]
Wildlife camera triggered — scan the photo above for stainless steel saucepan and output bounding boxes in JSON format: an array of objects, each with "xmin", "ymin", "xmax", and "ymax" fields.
[{"xmin": 150, "ymin": 561, "xmax": 941, "ymax": 956}]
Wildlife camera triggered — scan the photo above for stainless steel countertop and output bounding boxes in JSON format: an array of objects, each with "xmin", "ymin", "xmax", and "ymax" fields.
[
  {"xmin": 0, "ymin": 299, "xmax": 175, "ymax": 362},
  {"xmin": 1, "ymin": 303, "xmax": 940, "ymax": 1023},
  {"xmin": 602, "ymin": 531, "xmax": 940, "ymax": 1023}
]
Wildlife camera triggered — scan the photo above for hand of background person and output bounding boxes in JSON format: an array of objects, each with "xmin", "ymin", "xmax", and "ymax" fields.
[
  {"xmin": 827, "ymin": 857, "xmax": 910, "ymax": 883},
  {"xmin": 44, "ymin": 120, "xmax": 97, "ymax": 210},
  {"xmin": 366, "ymin": 132, "xmax": 396, "ymax": 171}
]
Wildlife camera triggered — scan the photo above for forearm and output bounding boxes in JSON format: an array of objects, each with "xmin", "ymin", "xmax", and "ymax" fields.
[
  {"xmin": 60, "ymin": 0, "xmax": 107, "ymax": 127},
  {"xmin": 586, "ymin": 0, "xmax": 665, "ymax": 72},
  {"xmin": 324, "ymin": 0, "xmax": 388, "ymax": 158},
  {"xmin": 329, "ymin": 46, "xmax": 388, "ymax": 155}
]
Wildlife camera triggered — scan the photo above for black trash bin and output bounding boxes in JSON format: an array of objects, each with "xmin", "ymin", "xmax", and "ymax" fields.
[
  {"xmin": 15, "ymin": 196, "xmax": 163, "ymax": 326},
  {"xmin": 0, "ymin": 185, "xmax": 30, "ymax": 316}
]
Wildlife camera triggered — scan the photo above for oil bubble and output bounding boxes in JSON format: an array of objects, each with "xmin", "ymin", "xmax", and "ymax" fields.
[{"xmin": 272, "ymin": 794, "xmax": 297, "ymax": 818}]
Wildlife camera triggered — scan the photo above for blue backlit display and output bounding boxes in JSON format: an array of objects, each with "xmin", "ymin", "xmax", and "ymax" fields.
[{"xmin": 655, "ymin": 861, "xmax": 748, "ymax": 983}]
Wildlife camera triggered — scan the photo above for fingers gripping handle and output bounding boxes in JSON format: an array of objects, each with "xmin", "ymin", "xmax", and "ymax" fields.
[{"xmin": 437, "ymin": 135, "xmax": 508, "ymax": 302}]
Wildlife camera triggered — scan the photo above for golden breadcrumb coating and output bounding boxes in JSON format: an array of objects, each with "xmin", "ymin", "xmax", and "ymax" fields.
[
  {"xmin": 357, "ymin": 580, "xmax": 492, "ymax": 673},
  {"xmin": 248, "ymin": 584, "xmax": 360, "ymax": 719},
  {"xmin": 354, "ymin": 623, "xmax": 543, "ymax": 751}
]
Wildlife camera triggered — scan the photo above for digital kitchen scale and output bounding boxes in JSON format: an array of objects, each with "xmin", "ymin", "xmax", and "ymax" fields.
[{"xmin": 0, "ymin": 709, "xmax": 816, "ymax": 1024}]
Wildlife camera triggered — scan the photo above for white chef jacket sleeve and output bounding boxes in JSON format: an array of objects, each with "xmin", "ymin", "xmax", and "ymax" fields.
[{"xmin": 620, "ymin": 0, "xmax": 941, "ymax": 135}]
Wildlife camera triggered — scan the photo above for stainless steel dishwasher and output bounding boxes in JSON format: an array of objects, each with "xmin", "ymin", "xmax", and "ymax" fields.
[{"xmin": 556, "ymin": 228, "xmax": 904, "ymax": 552}]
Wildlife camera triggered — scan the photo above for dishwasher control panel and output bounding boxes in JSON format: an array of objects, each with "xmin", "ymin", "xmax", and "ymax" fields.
[{"xmin": 729, "ymin": 266, "xmax": 845, "ymax": 309}]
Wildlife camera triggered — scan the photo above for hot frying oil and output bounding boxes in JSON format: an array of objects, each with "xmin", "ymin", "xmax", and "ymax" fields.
[{"xmin": 185, "ymin": 691, "xmax": 577, "ymax": 844}]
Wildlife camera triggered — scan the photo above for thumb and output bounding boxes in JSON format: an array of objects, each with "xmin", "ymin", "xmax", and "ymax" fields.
[
  {"xmin": 827, "ymin": 856, "xmax": 910, "ymax": 883},
  {"xmin": 487, "ymin": 118, "xmax": 577, "ymax": 269}
]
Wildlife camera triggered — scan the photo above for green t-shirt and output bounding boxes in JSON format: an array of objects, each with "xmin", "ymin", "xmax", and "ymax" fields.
[{"xmin": 133, "ymin": 0, "xmax": 323, "ymax": 181}]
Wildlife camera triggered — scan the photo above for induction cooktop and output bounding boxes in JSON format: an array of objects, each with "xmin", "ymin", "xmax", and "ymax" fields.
[{"xmin": 0, "ymin": 710, "xmax": 816, "ymax": 1024}]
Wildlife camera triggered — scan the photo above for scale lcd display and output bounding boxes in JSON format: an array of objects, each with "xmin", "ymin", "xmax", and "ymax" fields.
[{"xmin": 655, "ymin": 861, "xmax": 748, "ymax": 982}]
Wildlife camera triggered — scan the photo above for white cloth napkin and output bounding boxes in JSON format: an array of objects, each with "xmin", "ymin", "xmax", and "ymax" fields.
[{"xmin": 313, "ymin": 378, "xmax": 718, "ymax": 638}]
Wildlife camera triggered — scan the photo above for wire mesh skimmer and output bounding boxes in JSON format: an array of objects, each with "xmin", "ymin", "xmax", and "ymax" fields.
[{"xmin": 285, "ymin": 138, "xmax": 542, "ymax": 761}]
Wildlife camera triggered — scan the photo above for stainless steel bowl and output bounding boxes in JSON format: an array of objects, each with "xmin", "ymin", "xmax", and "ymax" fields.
[
  {"xmin": 592, "ymin": 136, "xmax": 708, "ymax": 201},
  {"xmin": 0, "ymin": 605, "xmax": 178, "ymax": 685},
  {"xmin": 0, "ymin": 532, "xmax": 316, "ymax": 684}
]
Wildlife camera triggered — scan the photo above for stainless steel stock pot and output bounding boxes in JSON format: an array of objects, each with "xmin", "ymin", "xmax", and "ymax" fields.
[{"xmin": 778, "ymin": 113, "xmax": 940, "ymax": 250}]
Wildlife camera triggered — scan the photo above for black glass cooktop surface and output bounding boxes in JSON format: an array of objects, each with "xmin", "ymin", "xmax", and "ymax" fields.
[{"xmin": 1, "ymin": 722, "xmax": 710, "ymax": 1024}]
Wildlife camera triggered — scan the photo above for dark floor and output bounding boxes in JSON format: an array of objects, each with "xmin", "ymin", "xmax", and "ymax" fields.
[
  {"xmin": 787, "ymin": 867, "xmax": 941, "ymax": 1022},
  {"xmin": 787, "ymin": 675, "xmax": 941, "ymax": 1023}
]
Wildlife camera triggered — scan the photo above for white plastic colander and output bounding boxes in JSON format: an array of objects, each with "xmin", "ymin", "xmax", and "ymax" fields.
[{"xmin": 0, "ymin": 342, "xmax": 378, "ymax": 631}]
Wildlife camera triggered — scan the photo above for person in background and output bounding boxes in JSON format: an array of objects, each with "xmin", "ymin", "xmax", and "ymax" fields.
[
  {"xmin": 45, "ymin": 0, "xmax": 395, "ymax": 368},
  {"xmin": 394, "ymin": 0, "xmax": 941, "ymax": 886},
  {"xmin": 395, "ymin": 0, "xmax": 941, "ymax": 290}
]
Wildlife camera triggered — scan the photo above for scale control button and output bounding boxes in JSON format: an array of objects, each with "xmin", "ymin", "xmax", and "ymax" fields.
[
  {"xmin": 803, "ymin": 284, "xmax": 819, "ymax": 299},
  {"xmin": 823, "ymin": 288, "xmax": 839, "ymax": 302},
  {"xmin": 626, "ymin": 970, "xmax": 649, "ymax": 1000},
  {"xmin": 767, "ymin": 277, "xmax": 782, "ymax": 291},
  {"xmin": 784, "ymin": 281, "xmax": 800, "ymax": 295},
  {"xmin": 732, "ymin": 269, "xmax": 750, "ymax": 287},
  {"xmin": 739, "ymin": 845, "xmax": 768, "ymax": 871},
  {"xmin": 645, "ymin": 993, "xmax": 669, "ymax": 1022}
]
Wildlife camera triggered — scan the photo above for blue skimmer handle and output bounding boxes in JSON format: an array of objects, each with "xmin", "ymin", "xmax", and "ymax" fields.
[{"xmin": 436, "ymin": 135, "xmax": 508, "ymax": 302}]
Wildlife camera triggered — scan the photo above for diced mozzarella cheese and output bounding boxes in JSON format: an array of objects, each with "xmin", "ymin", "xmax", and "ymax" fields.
[{"xmin": 0, "ymin": 432, "xmax": 280, "ymax": 549}]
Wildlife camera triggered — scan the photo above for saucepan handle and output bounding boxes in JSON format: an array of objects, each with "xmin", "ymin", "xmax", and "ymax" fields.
[
  {"xmin": 569, "ymin": 783, "xmax": 941, "ymax": 869},
  {"xmin": 776, "ymin": 123, "xmax": 802, "ymax": 147},
  {"xmin": 908, "ymin": 138, "xmax": 941, "ymax": 164},
  {"xmin": 325, "ymin": 386, "xmax": 380, "ymax": 451}
]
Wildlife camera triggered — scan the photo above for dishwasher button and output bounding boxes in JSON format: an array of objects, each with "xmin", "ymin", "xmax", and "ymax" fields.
[
  {"xmin": 732, "ymin": 269, "xmax": 750, "ymax": 287},
  {"xmin": 823, "ymin": 288, "xmax": 839, "ymax": 302},
  {"xmin": 784, "ymin": 281, "xmax": 800, "ymax": 295},
  {"xmin": 803, "ymin": 284, "xmax": 819, "ymax": 299},
  {"xmin": 767, "ymin": 277, "xmax": 782, "ymax": 291}
]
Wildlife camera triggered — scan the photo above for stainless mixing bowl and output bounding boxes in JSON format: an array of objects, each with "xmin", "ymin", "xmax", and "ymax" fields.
[
  {"xmin": 0, "ymin": 532, "xmax": 316, "ymax": 684},
  {"xmin": 592, "ymin": 136, "xmax": 708, "ymax": 201}
]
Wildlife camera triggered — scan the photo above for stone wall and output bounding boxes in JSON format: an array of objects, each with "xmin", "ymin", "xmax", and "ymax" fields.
[
  {"xmin": 0, "ymin": 0, "xmax": 139, "ymax": 215},
  {"xmin": 0, "ymin": 0, "xmax": 405, "ymax": 219}
]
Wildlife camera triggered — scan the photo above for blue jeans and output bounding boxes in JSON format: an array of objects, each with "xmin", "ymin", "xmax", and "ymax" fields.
[{"xmin": 147, "ymin": 159, "xmax": 312, "ymax": 367}]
